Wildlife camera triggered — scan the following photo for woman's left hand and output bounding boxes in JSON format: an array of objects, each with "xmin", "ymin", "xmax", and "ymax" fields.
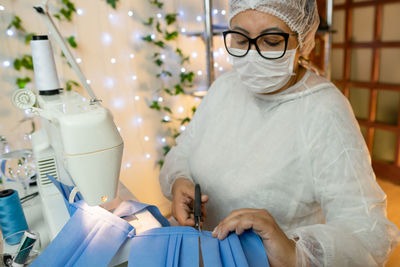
[{"xmin": 212, "ymin": 209, "xmax": 296, "ymax": 267}]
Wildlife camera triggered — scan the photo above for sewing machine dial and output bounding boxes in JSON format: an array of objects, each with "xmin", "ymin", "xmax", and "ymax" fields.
[{"xmin": 12, "ymin": 89, "xmax": 37, "ymax": 110}]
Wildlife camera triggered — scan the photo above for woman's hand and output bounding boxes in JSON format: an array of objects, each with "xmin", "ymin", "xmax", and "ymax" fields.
[
  {"xmin": 212, "ymin": 209, "xmax": 296, "ymax": 267},
  {"xmin": 171, "ymin": 178, "xmax": 209, "ymax": 226}
]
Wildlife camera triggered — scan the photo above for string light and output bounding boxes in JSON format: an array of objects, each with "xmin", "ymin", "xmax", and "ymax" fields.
[
  {"xmin": 0, "ymin": 5, "xmax": 5, "ymax": 11},
  {"xmin": 177, "ymin": 106, "xmax": 184, "ymax": 113},
  {"xmin": 163, "ymin": 115, "xmax": 170, "ymax": 121},
  {"xmin": 221, "ymin": 10, "xmax": 226, "ymax": 15},
  {"xmin": 101, "ymin": 32, "xmax": 112, "ymax": 45},
  {"xmin": 132, "ymin": 75, "xmax": 137, "ymax": 81},
  {"xmin": 213, "ymin": 9, "xmax": 218, "ymax": 15},
  {"xmin": 144, "ymin": 136, "xmax": 149, "ymax": 141},
  {"xmin": 86, "ymin": 79, "xmax": 91, "ymax": 84},
  {"xmin": 2, "ymin": 61, "xmax": 10, "ymax": 67},
  {"xmin": 128, "ymin": 11, "xmax": 134, "ymax": 17},
  {"xmin": 104, "ymin": 77, "xmax": 115, "ymax": 89},
  {"xmin": 180, "ymin": 125, "xmax": 186, "ymax": 131},
  {"xmin": 117, "ymin": 126, "xmax": 121, "ymax": 132},
  {"xmin": 158, "ymin": 97, "xmax": 163, "ymax": 102},
  {"xmin": 76, "ymin": 58, "xmax": 82, "ymax": 64},
  {"xmin": 77, "ymin": 8, "xmax": 84, "ymax": 15},
  {"xmin": 160, "ymin": 54, "xmax": 166, "ymax": 60},
  {"xmin": 150, "ymin": 34, "xmax": 156, "ymax": 40},
  {"xmin": 219, "ymin": 66, "xmax": 224, "ymax": 71},
  {"xmin": 134, "ymin": 95, "xmax": 140, "ymax": 101},
  {"xmin": 196, "ymin": 15, "xmax": 202, "ymax": 22},
  {"xmin": 129, "ymin": 53, "xmax": 135, "ymax": 59},
  {"xmin": 197, "ymin": 70, "xmax": 202, "ymax": 76},
  {"xmin": 181, "ymin": 28, "xmax": 186, "ymax": 33},
  {"xmin": 6, "ymin": 29, "xmax": 14, "ymax": 37},
  {"xmin": 214, "ymin": 62, "xmax": 219, "ymax": 67},
  {"xmin": 191, "ymin": 52, "xmax": 198, "ymax": 58},
  {"xmin": 113, "ymin": 98, "xmax": 125, "ymax": 109},
  {"xmin": 146, "ymin": 154, "xmax": 151, "ymax": 159},
  {"xmin": 161, "ymin": 137, "xmax": 166, "ymax": 143},
  {"xmin": 110, "ymin": 57, "xmax": 116, "ymax": 64},
  {"xmin": 157, "ymin": 13, "xmax": 162, "ymax": 18},
  {"xmin": 126, "ymin": 162, "xmax": 132, "ymax": 168},
  {"xmin": 181, "ymin": 68, "xmax": 186, "ymax": 72}
]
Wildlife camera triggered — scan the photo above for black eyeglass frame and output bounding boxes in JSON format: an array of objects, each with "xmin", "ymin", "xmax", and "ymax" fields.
[{"xmin": 223, "ymin": 30, "xmax": 297, "ymax": 60}]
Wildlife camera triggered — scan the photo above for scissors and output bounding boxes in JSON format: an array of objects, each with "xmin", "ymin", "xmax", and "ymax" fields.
[{"xmin": 194, "ymin": 184, "xmax": 202, "ymax": 231}]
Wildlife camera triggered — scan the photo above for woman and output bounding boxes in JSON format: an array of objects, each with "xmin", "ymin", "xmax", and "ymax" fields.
[{"xmin": 159, "ymin": 0, "xmax": 400, "ymax": 266}]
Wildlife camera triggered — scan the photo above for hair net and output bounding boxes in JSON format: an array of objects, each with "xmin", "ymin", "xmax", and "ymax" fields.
[{"xmin": 228, "ymin": 0, "xmax": 320, "ymax": 57}]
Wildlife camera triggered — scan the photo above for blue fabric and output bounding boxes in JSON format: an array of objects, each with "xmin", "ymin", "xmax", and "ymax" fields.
[
  {"xmin": 32, "ymin": 192, "xmax": 269, "ymax": 267},
  {"xmin": 46, "ymin": 174, "xmax": 83, "ymax": 216},
  {"xmin": 128, "ymin": 227, "xmax": 269, "ymax": 267}
]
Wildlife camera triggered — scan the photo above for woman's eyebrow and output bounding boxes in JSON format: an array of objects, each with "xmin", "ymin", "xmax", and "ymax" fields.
[
  {"xmin": 260, "ymin": 27, "xmax": 284, "ymax": 34},
  {"xmin": 232, "ymin": 26, "xmax": 250, "ymax": 34}
]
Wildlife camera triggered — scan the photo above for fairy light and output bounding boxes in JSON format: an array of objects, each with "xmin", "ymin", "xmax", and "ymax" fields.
[
  {"xmin": 101, "ymin": 32, "xmax": 112, "ymax": 45},
  {"xmin": 129, "ymin": 53, "xmax": 135, "ymax": 59},
  {"xmin": 157, "ymin": 13, "xmax": 162, "ymax": 18},
  {"xmin": 213, "ymin": 9, "xmax": 218, "ymax": 15},
  {"xmin": 86, "ymin": 79, "xmax": 91, "ymax": 84},
  {"xmin": 126, "ymin": 162, "xmax": 132, "ymax": 168},
  {"xmin": 181, "ymin": 28, "xmax": 186, "ymax": 33},
  {"xmin": 160, "ymin": 54, "xmax": 166, "ymax": 60},
  {"xmin": 76, "ymin": 58, "xmax": 82, "ymax": 64},
  {"xmin": 214, "ymin": 62, "xmax": 219, "ymax": 67},
  {"xmin": 117, "ymin": 127, "xmax": 121, "ymax": 132},
  {"xmin": 134, "ymin": 95, "xmax": 140, "ymax": 101},
  {"xmin": 181, "ymin": 68, "xmax": 186, "ymax": 72},
  {"xmin": 221, "ymin": 10, "xmax": 226, "ymax": 15},
  {"xmin": 196, "ymin": 15, "xmax": 202, "ymax": 22},
  {"xmin": 191, "ymin": 52, "xmax": 198, "ymax": 58},
  {"xmin": 180, "ymin": 125, "xmax": 186, "ymax": 132},
  {"xmin": 158, "ymin": 97, "xmax": 163, "ymax": 102},
  {"xmin": 146, "ymin": 154, "xmax": 151, "ymax": 159},
  {"xmin": 144, "ymin": 136, "xmax": 149, "ymax": 141},
  {"xmin": 150, "ymin": 34, "xmax": 156, "ymax": 40},
  {"xmin": 128, "ymin": 11, "xmax": 134, "ymax": 17},
  {"xmin": 0, "ymin": 5, "xmax": 5, "ymax": 11},
  {"xmin": 132, "ymin": 75, "xmax": 137, "ymax": 81},
  {"xmin": 104, "ymin": 77, "xmax": 115, "ymax": 89},
  {"xmin": 213, "ymin": 51, "xmax": 219, "ymax": 58},
  {"xmin": 77, "ymin": 8, "xmax": 84, "ymax": 15},
  {"xmin": 113, "ymin": 98, "xmax": 125, "ymax": 109},
  {"xmin": 219, "ymin": 66, "xmax": 224, "ymax": 71},
  {"xmin": 163, "ymin": 115, "xmax": 170, "ymax": 121},
  {"xmin": 161, "ymin": 137, "xmax": 166, "ymax": 143},
  {"xmin": 6, "ymin": 29, "xmax": 14, "ymax": 37},
  {"xmin": 177, "ymin": 106, "xmax": 184, "ymax": 113},
  {"xmin": 2, "ymin": 60, "xmax": 10, "ymax": 68},
  {"xmin": 110, "ymin": 58, "xmax": 116, "ymax": 64},
  {"xmin": 197, "ymin": 70, "xmax": 203, "ymax": 76}
]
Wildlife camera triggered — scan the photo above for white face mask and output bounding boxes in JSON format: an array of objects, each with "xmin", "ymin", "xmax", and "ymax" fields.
[{"xmin": 229, "ymin": 48, "xmax": 297, "ymax": 94}]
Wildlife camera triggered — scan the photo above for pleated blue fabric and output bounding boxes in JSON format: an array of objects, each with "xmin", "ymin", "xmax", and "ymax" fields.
[{"xmin": 31, "ymin": 178, "xmax": 269, "ymax": 266}]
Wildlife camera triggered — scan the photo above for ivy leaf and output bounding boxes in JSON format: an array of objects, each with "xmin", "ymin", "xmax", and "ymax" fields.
[
  {"xmin": 175, "ymin": 48, "xmax": 189, "ymax": 64},
  {"xmin": 150, "ymin": 0, "xmax": 163, "ymax": 9},
  {"xmin": 149, "ymin": 101, "xmax": 161, "ymax": 111},
  {"xmin": 7, "ymin": 15, "xmax": 25, "ymax": 32},
  {"xmin": 106, "ymin": 0, "xmax": 119, "ymax": 9},
  {"xmin": 142, "ymin": 35, "xmax": 153, "ymax": 42},
  {"xmin": 156, "ymin": 22, "xmax": 162, "ymax": 33},
  {"xmin": 164, "ymin": 88, "xmax": 173, "ymax": 95},
  {"xmin": 143, "ymin": 17, "xmax": 154, "ymax": 26},
  {"xmin": 157, "ymin": 160, "xmax": 164, "ymax": 168},
  {"xmin": 152, "ymin": 52, "xmax": 160, "ymax": 58},
  {"xmin": 14, "ymin": 55, "xmax": 33, "ymax": 71},
  {"xmin": 25, "ymin": 33, "xmax": 35, "ymax": 44},
  {"xmin": 62, "ymin": 0, "xmax": 76, "ymax": 12},
  {"xmin": 164, "ymin": 31, "xmax": 178, "ymax": 41},
  {"xmin": 181, "ymin": 117, "xmax": 191, "ymax": 125},
  {"xmin": 154, "ymin": 59, "xmax": 163, "ymax": 66},
  {"xmin": 161, "ymin": 118, "xmax": 171, "ymax": 123},
  {"xmin": 192, "ymin": 106, "xmax": 197, "ymax": 114},
  {"xmin": 176, "ymin": 48, "xmax": 183, "ymax": 57},
  {"xmin": 153, "ymin": 40, "xmax": 165, "ymax": 48},
  {"xmin": 66, "ymin": 36, "xmax": 78, "ymax": 48},
  {"xmin": 163, "ymin": 107, "xmax": 172, "ymax": 114},
  {"xmin": 54, "ymin": 14, "xmax": 62, "ymax": 20},
  {"xmin": 16, "ymin": 77, "xmax": 31, "ymax": 89},
  {"xmin": 174, "ymin": 84, "xmax": 184, "ymax": 95},
  {"xmin": 165, "ymin": 13, "xmax": 177, "ymax": 25},
  {"xmin": 66, "ymin": 80, "xmax": 80, "ymax": 91},
  {"xmin": 60, "ymin": 8, "xmax": 73, "ymax": 21},
  {"xmin": 156, "ymin": 70, "xmax": 172, "ymax": 78},
  {"xmin": 180, "ymin": 71, "xmax": 195, "ymax": 83},
  {"xmin": 173, "ymin": 132, "xmax": 180, "ymax": 138},
  {"xmin": 162, "ymin": 145, "xmax": 171, "ymax": 156}
]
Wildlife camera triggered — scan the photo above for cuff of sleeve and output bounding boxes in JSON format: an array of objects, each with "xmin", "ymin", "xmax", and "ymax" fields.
[{"xmin": 164, "ymin": 173, "xmax": 194, "ymax": 200}]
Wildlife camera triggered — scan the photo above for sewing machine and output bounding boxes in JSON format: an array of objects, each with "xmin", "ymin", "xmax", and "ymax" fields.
[{"xmin": 9, "ymin": 2, "xmax": 162, "ymax": 266}]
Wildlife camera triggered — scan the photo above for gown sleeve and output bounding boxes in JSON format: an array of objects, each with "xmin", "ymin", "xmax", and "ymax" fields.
[
  {"xmin": 286, "ymin": 89, "xmax": 400, "ymax": 266},
  {"xmin": 158, "ymin": 78, "xmax": 219, "ymax": 200}
]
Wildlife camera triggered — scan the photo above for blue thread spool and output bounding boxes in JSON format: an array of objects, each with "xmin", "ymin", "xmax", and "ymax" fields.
[{"xmin": 0, "ymin": 189, "xmax": 28, "ymax": 245}]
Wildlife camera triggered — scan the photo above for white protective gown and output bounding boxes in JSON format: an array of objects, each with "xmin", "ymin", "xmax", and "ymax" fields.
[{"xmin": 159, "ymin": 69, "xmax": 400, "ymax": 266}]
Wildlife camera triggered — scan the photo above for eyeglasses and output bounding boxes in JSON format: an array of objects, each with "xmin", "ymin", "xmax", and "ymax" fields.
[{"xmin": 223, "ymin": 30, "xmax": 297, "ymax": 60}]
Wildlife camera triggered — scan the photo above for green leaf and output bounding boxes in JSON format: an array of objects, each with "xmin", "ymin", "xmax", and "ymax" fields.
[
  {"xmin": 156, "ymin": 70, "xmax": 172, "ymax": 78},
  {"xmin": 149, "ymin": 101, "xmax": 161, "ymax": 111},
  {"xmin": 54, "ymin": 14, "xmax": 61, "ymax": 20},
  {"xmin": 164, "ymin": 88, "xmax": 173, "ymax": 95},
  {"xmin": 106, "ymin": 0, "xmax": 119, "ymax": 9},
  {"xmin": 66, "ymin": 36, "xmax": 78, "ymax": 48},
  {"xmin": 173, "ymin": 132, "xmax": 180, "ymax": 139},
  {"xmin": 164, "ymin": 31, "xmax": 178, "ymax": 41},
  {"xmin": 162, "ymin": 145, "xmax": 171, "ymax": 156},
  {"xmin": 161, "ymin": 119, "xmax": 171, "ymax": 123},
  {"xmin": 154, "ymin": 59, "xmax": 163, "ymax": 66},
  {"xmin": 142, "ymin": 35, "xmax": 153, "ymax": 42},
  {"xmin": 153, "ymin": 40, "xmax": 165, "ymax": 48},
  {"xmin": 8, "ymin": 15, "xmax": 25, "ymax": 32},
  {"xmin": 25, "ymin": 33, "xmax": 35, "ymax": 44},
  {"xmin": 156, "ymin": 22, "xmax": 162, "ymax": 33},
  {"xmin": 181, "ymin": 117, "xmax": 191, "ymax": 125},
  {"xmin": 192, "ymin": 106, "xmax": 197, "ymax": 114},
  {"xmin": 143, "ymin": 17, "xmax": 154, "ymax": 26},
  {"xmin": 152, "ymin": 52, "xmax": 160, "ymax": 58},
  {"xmin": 66, "ymin": 80, "xmax": 80, "ymax": 91},
  {"xmin": 16, "ymin": 77, "xmax": 31, "ymax": 89},
  {"xmin": 150, "ymin": 0, "xmax": 163, "ymax": 9},
  {"xmin": 157, "ymin": 160, "xmax": 164, "ymax": 168},
  {"xmin": 165, "ymin": 13, "xmax": 177, "ymax": 25},
  {"xmin": 14, "ymin": 55, "xmax": 33, "ymax": 71},
  {"xmin": 180, "ymin": 71, "xmax": 195, "ymax": 83},
  {"xmin": 163, "ymin": 107, "xmax": 172, "ymax": 113},
  {"xmin": 174, "ymin": 84, "xmax": 184, "ymax": 95},
  {"xmin": 60, "ymin": 8, "xmax": 73, "ymax": 21},
  {"xmin": 176, "ymin": 48, "xmax": 183, "ymax": 57}
]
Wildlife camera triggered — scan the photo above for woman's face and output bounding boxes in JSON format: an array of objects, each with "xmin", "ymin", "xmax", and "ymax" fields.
[{"xmin": 230, "ymin": 9, "xmax": 299, "ymax": 52}]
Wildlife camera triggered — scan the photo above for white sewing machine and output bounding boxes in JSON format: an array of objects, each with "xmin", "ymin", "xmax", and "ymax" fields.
[{"xmin": 10, "ymin": 2, "xmax": 162, "ymax": 266}]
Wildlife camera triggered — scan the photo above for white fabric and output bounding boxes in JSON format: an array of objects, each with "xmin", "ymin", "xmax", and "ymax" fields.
[
  {"xmin": 159, "ymin": 69, "xmax": 400, "ymax": 266},
  {"xmin": 229, "ymin": 48, "xmax": 296, "ymax": 93},
  {"xmin": 228, "ymin": 0, "xmax": 320, "ymax": 57}
]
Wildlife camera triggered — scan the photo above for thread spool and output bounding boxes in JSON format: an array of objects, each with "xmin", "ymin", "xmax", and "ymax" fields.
[{"xmin": 0, "ymin": 189, "xmax": 28, "ymax": 245}]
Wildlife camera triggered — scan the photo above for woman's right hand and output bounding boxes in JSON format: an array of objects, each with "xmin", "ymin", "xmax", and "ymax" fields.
[{"xmin": 171, "ymin": 178, "xmax": 209, "ymax": 226}]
